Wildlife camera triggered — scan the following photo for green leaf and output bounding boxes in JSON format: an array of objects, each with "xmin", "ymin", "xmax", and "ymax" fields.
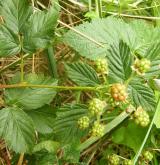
[
  {"xmin": 154, "ymin": 99, "xmax": 160, "ymax": 128},
  {"xmin": 25, "ymin": 105, "xmax": 55, "ymax": 134},
  {"xmin": 107, "ymin": 40, "xmax": 132, "ymax": 82},
  {"xmin": 64, "ymin": 17, "xmax": 160, "ymax": 60},
  {"xmin": 53, "ymin": 104, "xmax": 88, "ymax": 143},
  {"xmin": 0, "ymin": 107, "xmax": 35, "ymax": 153},
  {"xmin": 63, "ymin": 142, "xmax": 81, "ymax": 163},
  {"xmin": 144, "ymin": 41, "xmax": 160, "ymax": 77},
  {"xmin": 66, "ymin": 62, "xmax": 100, "ymax": 86},
  {"xmin": 64, "ymin": 17, "xmax": 136, "ymax": 60},
  {"xmin": 33, "ymin": 140, "xmax": 60, "ymax": 153},
  {"xmin": 0, "ymin": 25, "xmax": 20, "ymax": 57},
  {"xmin": 0, "ymin": 0, "xmax": 32, "ymax": 33},
  {"xmin": 112, "ymin": 122, "xmax": 147, "ymax": 152},
  {"xmin": 129, "ymin": 80, "xmax": 156, "ymax": 111},
  {"xmin": 5, "ymin": 74, "xmax": 58, "ymax": 110},
  {"xmin": 23, "ymin": 1, "xmax": 59, "ymax": 53}
]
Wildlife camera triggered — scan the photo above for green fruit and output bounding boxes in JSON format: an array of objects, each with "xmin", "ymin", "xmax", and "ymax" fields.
[
  {"xmin": 143, "ymin": 151, "xmax": 153, "ymax": 161},
  {"xmin": 108, "ymin": 154, "xmax": 120, "ymax": 165},
  {"xmin": 88, "ymin": 98, "xmax": 105, "ymax": 115},
  {"xmin": 110, "ymin": 83, "xmax": 127, "ymax": 102},
  {"xmin": 91, "ymin": 121, "xmax": 104, "ymax": 137},
  {"xmin": 133, "ymin": 107, "xmax": 150, "ymax": 127},
  {"xmin": 95, "ymin": 58, "xmax": 108, "ymax": 74},
  {"xmin": 123, "ymin": 159, "xmax": 133, "ymax": 165},
  {"xmin": 132, "ymin": 58, "xmax": 151, "ymax": 75},
  {"xmin": 78, "ymin": 116, "xmax": 90, "ymax": 129}
]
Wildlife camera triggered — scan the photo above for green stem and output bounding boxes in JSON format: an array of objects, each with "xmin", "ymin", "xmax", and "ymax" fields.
[
  {"xmin": 95, "ymin": 0, "xmax": 102, "ymax": 18},
  {"xmin": 46, "ymin": 46, "xmax": 58, "ymax": 78},
  {"xmin": 133, "ymin": 98, "xmax": 160, "ymax": 164},
  {"xmin": 0, "ymin": 54, "xmax": 31, "ymax": 74},
  {"xmin": 20, "ymin": 52, "xmax": 24, "ymax": 82},
  {"xmin": 0, "ymin": 83, "xmax": 99, "ymax": 91},
  {"xmin": 89, "ymin": 0, "xmax": 92, "ymax": 11},
  {"xmin": 78, "ymin": 110, "xmax": 134, "ymax": 151}
]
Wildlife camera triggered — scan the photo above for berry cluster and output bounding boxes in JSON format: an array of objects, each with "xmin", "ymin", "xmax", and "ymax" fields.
[
  {"xmin": 78, "ymin": 116, "xmax": 90, "ymax": 129},
  {"xmin": 88, "ymin": 98, "xmax": 105, "ymax": 115},
  {"xmin": 108, "ymin": 154, "xmax": 120, "ymax": 165},
  {"xmin": 133, "ymin": 107, "xmax": 150, "ymax": 127},
  {"xmin": 132, "ymin": 58, "xmax": 151, "ymax": 75},
  {"xmin": 143, "ymin": 151, "xmax": 153, "ymax": 161},
  {"xmin": 123, "ymin": 159, "xmax": 133, "ymax": 165},
  {"xmin": 91, "ymin": 121, "xmax": 105, "ymax": 137},
  {"xmin": 95, "ymin": 58, "xmax": 108, "ymax": 74},
  {"xmin": 110, "ymin": 83, "xmax": 127, "ymax": 102}
]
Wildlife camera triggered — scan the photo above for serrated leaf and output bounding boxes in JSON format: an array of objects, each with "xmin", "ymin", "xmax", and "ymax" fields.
[
  {"xmin": 63, "ymin": 142, "xmax": 81, "ymax": 163},
  {"xmin": 25, "ymin": 105, "xmax": 55, "ymax": 134},
  {"xmin": 66, "ymin": 62, "xmax": 100, "ymax": 86},
  {"xmin": 5, "ymin": 73, "xmax": 58, "ymax": 110},
  {"xmin": 107, "ymin": 40, "xmax": 132, "ymax": 82},
  {"xmin": 129, "ymin": 80, "xmax": 156, "ymax": 111},
  {"xmin": 112, "ymin": 122, "xmax": 147, "ymax": 152},
  {"xmin": 0, "ymin": 107, "xmax": 35, "ymax": 153},
  {"xmin": 143, "ymin": 41, "xmax": 160, "ymax": 77},
  {"xmin": 64, "ymin": 17, "xmax": 160, "ymax": 60},
  {"xmin": 0, "ymin": 25, "xmax": 20, "ymax": 57},
  {"xmin": 53, "ymin": 104, "xmax": 88, "ymax": 143},
  {"xmin": 23, "ymin": 1, "xmax": 59, "ymax": 52},
  {"xmin": 33, "ymin": 140, "xmax": 60, "ymax": 153},
  {"xmin": 64, "ymin": 17, "xmax": 136, "ymax": 60},
  {"xmin": 154, "ymin": 99, "xmax": 160, "ymax": 128},
  {"xmin": 0, "ymin": 0, "xmax": 32, "ymax": 33}
]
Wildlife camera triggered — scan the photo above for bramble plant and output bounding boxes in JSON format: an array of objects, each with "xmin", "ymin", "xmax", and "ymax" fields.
[{"xmin": 1, "ymin": 0, "xmax": 160, "ymax": 164}]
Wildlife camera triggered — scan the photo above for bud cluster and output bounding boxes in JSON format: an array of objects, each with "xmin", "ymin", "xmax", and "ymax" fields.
[
  {"xmin": 95, "ymin": 58, "xmax": 108, "ymax": 74},
  {"xmin": 88, "ymin": 98, "xmax": 106, "ymax": 115},
  {"xmin": 78, "ymin": 116, "xmax": 90, "ymax": 129},
  {"xmin": 133, "ymin": 107, "xmax": 150, "ymax": 127},
  {"xmin": 110, "ymin": 83, "xmax": 127, "ymax": 102},
  {"xmin": 108, "ymin": 154, "xmax": 120, "ymax": 165},
  {"xmin": 132, "ymin": 58, "xmax": 151, "ymax": 75},
  {"xmin": 143, "ymin": 151, "xmax": 153, "ymax": 161}
]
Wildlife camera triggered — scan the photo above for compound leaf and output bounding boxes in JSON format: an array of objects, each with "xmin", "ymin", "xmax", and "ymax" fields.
[
  {"xmin": 5, "ymin": 74, "xmax": 58, "ymax": 110},
  {"xmin": 0, "ymin": 107, "xmax": 35, "ymax": 153},
  {"xmin": 26, "ymin": 105, "xmax": 55, "ymax": 134},
  {"xmin": 23, "ymin": 1, "xmax": 59, "ymax": 52},
  {"xmin": 66, "ymin": 62, "xmax": 100, "ymax": 86},
  {"xmin": 0, "ymin": 0, "xmax": 32, "ymax": 33},
  {"xmin": 0, "ymin": 25, "xmax": 20, "ymax": 57},
  {"xmin": 107, "ymin": 40, "xmax": 132, "ymax": 82},
  {"xmin": 129, "ymin": 80, "xmax": 156, "ymax": 111},
  {"xmin": 53, "ymin": 104, "xmax": 88, "ymax": 143}
]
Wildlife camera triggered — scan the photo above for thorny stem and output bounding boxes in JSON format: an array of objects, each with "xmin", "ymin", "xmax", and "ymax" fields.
[{"xmin": 0, "ymin": 83, "xmax": 102, "ymax": 91}]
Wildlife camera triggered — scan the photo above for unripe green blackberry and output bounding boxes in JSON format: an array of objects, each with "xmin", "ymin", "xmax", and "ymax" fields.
[
  {"xmin": 110, "ymin": 83, "xmax": 127, "ymax": 102},
  {"xmin": 78, "ymin": 116, "xmax": 90, "ymax": 129},
  {"xmin": 95, "ymin": 58, "xmax": 108, "ymax": 74},
  {"xmin": 143, "ymin": 151, "xmax": 153, "ymax": 161},
  {"xmin": 133, "ymin": 107, "xmax": 150, "ymax": 127},
  {"xmin": 132, "ymin": 58, "xmax": 151, "ymax": 75},
  {"xmin": 123, "ymin": 159, "xmax": 133, "ymax": 165},
  {"xmin": 91, "ymin": 121, "xmax": 104, "ymax": 137},
  {"xmin": 108, "ymin": 154, "xmax": 120, "ymax": 165},
  {"xmin": 88, "ymin": 98, "xmax": 105, "ymax": 115}
]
